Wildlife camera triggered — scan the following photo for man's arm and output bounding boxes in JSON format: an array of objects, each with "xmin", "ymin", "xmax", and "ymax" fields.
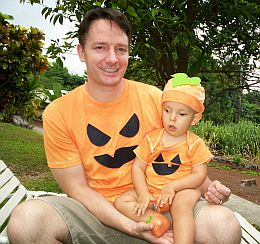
[
  {"xmin": 51, "ymin": 165, "xmax": 173, "ymax": 243},
  {"xmin": 51, "ymin": 165, "xmax": 141, "ymax": 233}
]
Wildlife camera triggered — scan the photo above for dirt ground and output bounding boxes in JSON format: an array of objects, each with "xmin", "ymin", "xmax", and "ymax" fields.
[{"xmin": 208, "ymin": 164, "xmax": 260, "ymax": 205}]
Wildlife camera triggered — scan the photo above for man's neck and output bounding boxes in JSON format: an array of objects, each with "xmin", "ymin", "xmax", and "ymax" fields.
[{"xmin": 85, "ymin": 80, "xmax": 125, "ymax": 102}]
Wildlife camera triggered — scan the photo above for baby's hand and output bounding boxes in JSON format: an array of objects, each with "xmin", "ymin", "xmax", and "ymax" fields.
[
  {"xmin": 133, "ymin": 193, "xmax": 155, "ymax": 216},
  {"xmin": 156, "ymin": 186, "xmax": 175, "ymax": 208}
]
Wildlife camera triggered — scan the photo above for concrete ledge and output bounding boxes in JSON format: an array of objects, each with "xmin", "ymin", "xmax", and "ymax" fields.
[{"xmin": 224, "ymin": 194, "xmax": 260, "ymax": 226}]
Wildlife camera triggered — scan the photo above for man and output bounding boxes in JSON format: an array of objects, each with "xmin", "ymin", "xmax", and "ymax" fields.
[{"xmin": 7, "ymin": 8, "xmax": 241, "ymax": 244}]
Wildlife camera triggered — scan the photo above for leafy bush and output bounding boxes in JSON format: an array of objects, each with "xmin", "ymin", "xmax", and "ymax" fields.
[
  {"xmin": 0, "ymin": 12, "xmax": 48, "ymax": 121},
  {"xmin": 192, "ymin": 120, "xmax": 259, "ymax": 162}
]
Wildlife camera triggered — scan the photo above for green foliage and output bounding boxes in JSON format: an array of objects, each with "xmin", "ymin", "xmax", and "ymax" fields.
[
  {"xmin": 233, "ymin": 154, "xmax": 242, "ymax": 166},
  {"xmin": 241, "ymin": 91, "xmax": 260, "ymax": 123},
  {"xmin": 44, "ymin": 82, "xmax": 62, "ymax": 102},
  {"xmin": 192, "ymin": 120, "xmax": 260, "ymax": 161},
  {"xmin": 126, "ymin": 59, "xmax": 158, "ymax": 86},
  {"xmin": 0, "ymin": 12, "xmax": 48, "ymax": 120},
  {"xmin": 19, "ymin": 0, "xmax": 260, "ymax": 124},
  {"xmin": 20, "ymin": 0, "xmax": 260, "ymax": 90},
  {"xmin": 39, "ymin": 62, "xmax": 85, "ymax": 90}
]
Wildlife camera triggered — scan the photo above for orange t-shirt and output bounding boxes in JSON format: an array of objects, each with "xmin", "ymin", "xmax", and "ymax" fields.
[
  {"xmin": 134, "ymin": 129, "xmax": 213, "ymax": 195},
  {"xmin": 43, "ymin": 79, "xmax": 162, "ymax": 202}
]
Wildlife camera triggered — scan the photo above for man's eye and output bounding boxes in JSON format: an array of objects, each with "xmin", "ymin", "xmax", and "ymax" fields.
[
  {"xmin": 117, "ymin": 47, "xmax": 127, "ymax": 53},
  {"xmin": 95, "ymin": 46, "xmax": 104, "ymax": 50}
]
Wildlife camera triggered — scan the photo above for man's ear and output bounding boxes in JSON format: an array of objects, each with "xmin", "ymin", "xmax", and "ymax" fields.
[
  {"xmin": 77, "ymin": 43, "xmax": 85, "ymax": 62},
  {"xmin": 191, "ymin": 113, "xmax": 202, "ymax": 125}
]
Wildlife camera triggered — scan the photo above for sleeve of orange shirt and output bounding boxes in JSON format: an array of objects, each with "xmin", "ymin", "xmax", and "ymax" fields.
[
  {"xmin": 190, "ymin": 137, "xmax": 213, "ymax": 167},
  {"xmin": 133, "ymin": 134, "xmax": 152, "ymax": 164},
  {"xmin": 43, "ymin": 102, "xmax": 81, "ymax": 169}
]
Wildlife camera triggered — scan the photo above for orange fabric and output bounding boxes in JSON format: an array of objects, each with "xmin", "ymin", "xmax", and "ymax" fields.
[
  {"xmin": 162, "ymin": 90, "xmax": 204, "ymax": 113},
  {"xmin": 134, "ymin": 129, "xmax": 213, "ymax": 195},
  {"xmin": 43, "ymin": 79, "xmax": 162, "ymax": 202},
  {"xmin": 162, "ymin": 76, "xmax": 205, "ymax": 113}
]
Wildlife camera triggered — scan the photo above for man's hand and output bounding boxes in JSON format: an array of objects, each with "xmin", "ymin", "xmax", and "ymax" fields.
[
  {"xmin": 135, "ymin": 222, "xmax": 173, "ymax": 244},
  {"xmin": 204, "ymin": 180, "xmax": 231, "ymax": 204}
]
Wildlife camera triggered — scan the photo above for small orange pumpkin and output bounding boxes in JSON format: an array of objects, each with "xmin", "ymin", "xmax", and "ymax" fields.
[{"xmin": 146, "ymin": 212, "xmax": 170, "ymax": 237}]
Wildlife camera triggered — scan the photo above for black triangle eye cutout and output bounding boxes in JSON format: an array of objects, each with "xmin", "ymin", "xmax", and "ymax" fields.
[
  {"xmin": 171, "ymin": 154, "xmax": 181, "ymax": 165},
  {"xmin": 119, "ymin": 113, "xmax": 139, "ymax": 138},
  {"xmin": 154, "ymin": 154, "xmax": 164, "ymax": 162},
  {"xmin": 87, "ymin": 124, "xmax": 111, "ymax": 146}
]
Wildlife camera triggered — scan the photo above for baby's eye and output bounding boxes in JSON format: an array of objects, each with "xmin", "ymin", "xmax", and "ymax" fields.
[
  {"xmin": 164, "ymin": 108, "xmax": 169, "ymax": 113},
  {"xmin": 180, "ymin": 113, "xmax": 187, "ymax": 116}
]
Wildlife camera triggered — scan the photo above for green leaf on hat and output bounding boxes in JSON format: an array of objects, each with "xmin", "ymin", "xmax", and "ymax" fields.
[{"xmin": 170, "ymin": 73, "xmax": 201, "ymax": 87}]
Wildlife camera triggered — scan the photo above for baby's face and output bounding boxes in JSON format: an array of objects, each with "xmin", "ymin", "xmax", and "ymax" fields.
[{"xmin": 162, "ymin": 101, "xmax": 197, "ymax": 138}]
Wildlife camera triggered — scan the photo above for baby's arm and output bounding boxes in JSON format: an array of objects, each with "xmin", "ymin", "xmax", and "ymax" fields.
[{"xmin": 132, "ymin": 157, "xmax": 155, "ymax": 216}]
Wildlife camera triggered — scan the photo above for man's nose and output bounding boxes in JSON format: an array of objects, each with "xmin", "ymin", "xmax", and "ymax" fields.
[{"xmin": 106, "ymin": 48, "xmax": 117, "ymax": 63}]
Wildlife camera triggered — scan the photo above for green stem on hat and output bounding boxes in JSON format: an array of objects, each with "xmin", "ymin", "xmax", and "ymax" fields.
[{"xmin": 170, "ymin": 73, "xmax": 201, "ymax": 87}]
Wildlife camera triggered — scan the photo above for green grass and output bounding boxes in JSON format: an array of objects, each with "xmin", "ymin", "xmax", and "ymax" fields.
[
  {"xmin": 208, "ymin": 162, "xmax": 259, "ymax": 176},
  {"xmin": 240, "ymin": 170, "xmax": 260, "ymax": 176},
  {"xmin": 208, "ymin": 162, "xmax": 233, "ymax": 171},
  {"xmin": 0, "ymin": 122, "xmax": 61, "ymax": 192}
]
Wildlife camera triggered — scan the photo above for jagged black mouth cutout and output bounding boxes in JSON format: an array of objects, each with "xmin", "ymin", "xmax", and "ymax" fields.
[
  {"xmin": 94, "ymin": 145, "xmax": 138, "ymax": 168},
  {"xmin": 152, "ymin": 154, "xmax": 181, "ymax": 175}
]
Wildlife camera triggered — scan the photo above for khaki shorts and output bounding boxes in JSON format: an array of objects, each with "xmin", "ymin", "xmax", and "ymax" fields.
[{"xmin": 39, "ymin": 195, "xmax": 206, "ymax": 244}]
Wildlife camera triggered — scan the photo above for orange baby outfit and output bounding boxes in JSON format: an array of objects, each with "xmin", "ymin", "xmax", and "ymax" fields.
[
  {"xmin": 134, "ymin": 128, "xmax": 213, "ymax": 196},
  {"xmin": 43, "ymin": 79, "xmax": 162, "ymax": 202}
]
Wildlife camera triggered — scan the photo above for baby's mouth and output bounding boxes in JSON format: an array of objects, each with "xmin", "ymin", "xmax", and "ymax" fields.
[{"xmin": 169, "ymin": 125, "xmax": 176, "ymax": 131}]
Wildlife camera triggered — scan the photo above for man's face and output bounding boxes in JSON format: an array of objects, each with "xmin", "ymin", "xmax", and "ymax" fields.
[{"xmin": 77, "ymin": 19, "xmax": 129, "ymax": 88}]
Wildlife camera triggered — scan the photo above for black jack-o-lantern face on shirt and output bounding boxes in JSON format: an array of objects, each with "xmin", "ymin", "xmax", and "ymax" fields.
[
  {"xmin": 87, "ymin": 113, "xmax": 139, "ymax": 168},
  {"xmin": 152, "ymin": 154, "xmax": 182, "ymax": 175}
]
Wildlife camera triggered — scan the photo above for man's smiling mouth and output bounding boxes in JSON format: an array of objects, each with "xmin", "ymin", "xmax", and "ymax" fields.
[{"xmin": 101, "ymin": 68, "xmax": 119, "ymax": 73}]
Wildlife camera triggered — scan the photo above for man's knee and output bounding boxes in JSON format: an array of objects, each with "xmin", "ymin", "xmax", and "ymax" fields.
[
  {"xmin": 7, "ymin": 200, "xmax": 49, "ymax": 239},
  {"xmin": 195, "ymin": 205, "xmax": 241, "ymax": 244},
  {"xmin": 7, "ymin": 199, "xmax": 71, "ymax": 244}
]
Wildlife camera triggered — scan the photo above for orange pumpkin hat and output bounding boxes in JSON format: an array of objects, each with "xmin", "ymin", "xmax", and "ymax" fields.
[{"xmin": 162, "ymin": 73, "xmax": 205, "ymax": 113}]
